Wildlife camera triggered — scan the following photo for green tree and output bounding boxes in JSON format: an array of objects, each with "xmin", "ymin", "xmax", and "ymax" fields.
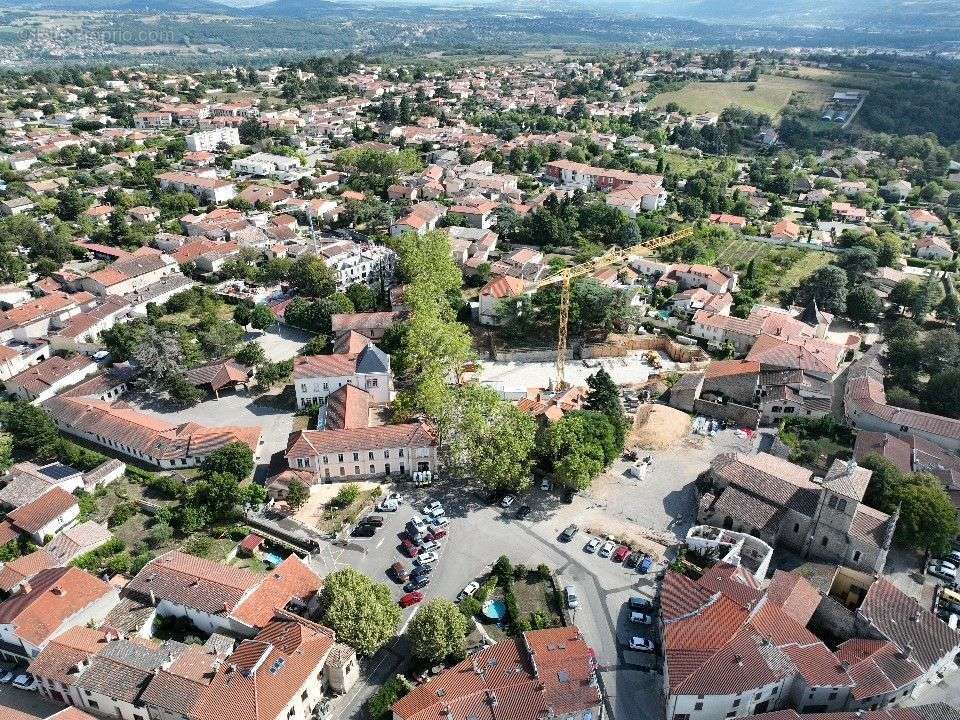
[
  {"xmin": 286, "ymin": 479, "xmax": 310, "ymax": 511},
  {"xmin": 584, "ymin": 368, "xmax": 628, "ymax": 453},
  {"xmin": 0, "ymin": 401, "xmax": 61, "ymax": 460},
  {"xmin": 165, "ymin": 373, "xmax": 203, "ymax": 407},
  {"xmin": 922, "ymin": 370, "xmax": 960, "ymax": 419},
  {"xmin": 846, "ymin": 285, "xmax": 882, "ymax": 326},
  {"xmin": 366, "ymin": 676, "xmax": 413, "ymax": 720},
  {"xmin": 407, "ymin": 598, "xmax": 468, "ymax": 665},
  {"xmin": 290, "ymin": 255, "xmax": 336, "ymax": 298},
  {"xmin": 235, "ymin": 342, "xmax": 267, "ymax": 367},
  {"xmin": 795, "ymin": 265, "xmax": 848, "ymax": 314},
  {"xmin": 249, "ymin": 304, "xmax": 276, "ymax": 331},
  {"xmin": 0, "ymin": 432, "xmax": 11, "ymax": 471},
  {"xmin": 893, "ymin": 478, "xmax": 959, "ymax": 555},
  {"xmin": 839, "ymin": 247, "xmax": 878, "ymax": 279},
  {"xmin": 132, "ymin": 325, "xmax": 186, "ymax": 388},
  {"xmin": 319, "ymin": 568, "xmax": 402, "ymax": 656},
  {"xmin": 345, "ymin": 283, "xmax": 377, "ymax": 311},
  {"xmin": 889, "ymin": 279, "xmax": 920, "ymax": 314},
  {"xmin": 200, "ymin": 442, "xmax": 254, "ymax": 481},
  {"xmin": 443, "ymin": 385, "xmax": 536, "ymax": 492},
  {"xmin": 544, "ymin": 410, "xmax": 618, "ymax": 491}
]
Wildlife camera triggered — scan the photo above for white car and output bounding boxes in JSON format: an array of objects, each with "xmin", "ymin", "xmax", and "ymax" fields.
[
  {"xmin": 565, "ymin": 585, "xmax": 579, "ymax": 609},
  {"xmin": 431, "ymin": 515, "xmax": 450, "ymax": 527},
  {"xmin": 425, "ymin": 506, "xmax": 446, "ymax": 519},
  {"xmin": 500, "ymin": 495, "xmax": 515, "ymax": 508},
  {"xmin": 386, "ymin": 492, "xmax": 403, "ymax": 504},
  {"xmin": 929, "ymin": 561, "xmax": 957, "ymax": 581},
  {"xmin": 630, "ymin": 611, "xmax": 653, "ymax": 625},
  {"xmin": 629, "ymin": 636, "xmax": 655, "ymax": 652},
  {"xmin": 584, "ymin": 538, "xmax": 601, "ymax": 553},
  {"xmin": 598, "ymin": 540, "xmax": 616, "ymax": 558},
  {"xmin": 0, "ymin": 670, "xmax": 13, "ymax": 684},
  {"xmin": 423, "ymin": 501, "xmax": 443, "ymax": 515},
  {"xmin": 415, "ymin": 551, "xmax": 439, "ymax": 566},
  {"xmin": 420, "ymin": 539, "xmax": 441, "ymax": 553},
  {"xmin": 458, "ymin": 581, "xmax": 480, "ymax": 601},
  {"xmin": 410, "ymin": 516, "xmax": 428, "ymax": 533},
  {"xmin": 13, "ymin": 674, "xmax": 36, "ymax": 691},
  {"xmin": 378, "ymin": 499, "xmax": 399, "ymax": 512}
]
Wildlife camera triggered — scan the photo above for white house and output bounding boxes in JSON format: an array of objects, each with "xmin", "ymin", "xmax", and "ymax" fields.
[
  {"xmin": 293, "ymin": 343, "xmax": 392, "ymax": 408},
  {"xmin": 231, "ymin": 152, "xmax": 301, "ymax": 177},
  {"xmin": 915, "ymin": 235, "xmax": 954, "ymax": 261},
  {"xmin": 185, "ymin": 126, "xmax": 241, "ymax": 152}
]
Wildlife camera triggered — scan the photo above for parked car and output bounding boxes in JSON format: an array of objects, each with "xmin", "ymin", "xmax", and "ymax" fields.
[
  {"xmin": 378, "ymin": 499, "xmax": 399, "ymax": 512},
  {"xmin": 405, "ymin": 576, "xmax": 430, "ymax": 592},
  {"xmin": 391, "ymin": 562, "xmax": 409, "ymax": 583},
  {"xmin": 624, "ymin": 552, "xmax": 641, "ymax": 569},
  {"xmin": 500, "ymin": 495, "xmax": 515, "ymax": 508},
  {"xmin": 399, "ymin": 591, "xmax": 424, "ymax": 607},
  {"xmin": 416, "ymin": 551, "xmax": 439, "ymax": 566},
  {"xmin": 598, "ymin": 540, "xmax": 616, "ymax": 558},
  {"xmin": 431, "ymin": 515, "xmax": 450, "ymax": 527},
  {"xmin": 402, "ymin": 538, "xmax": 420, "ymax": 558},
  {"xmin": 929, "ymin": 561, "xmax": 957, "ymax": 581},
  {"xmin": 409, "ymin": 516, "xmax": 428, "ymax": 533},
  {"xmin": 13, "ymin": 674, "xmax": 37, "ymax": 691},
  {"xmin": 629, "ymin": 596, "xmax": 653, "ymax": 611},
  {"xmin": 565, "ymin": 585, "xmax": 580, "ymax": 609},
  {"xmin": 559, "ymin": 524, "xmax": 578, "ymax": 542},
  {"xmin": 584, "ymin": 538, "xmax": 601, "ymax": 553},
  {"xmin": 637, "ymin": 555, "xmax": 653, "ymax": 573},
  {"xmin": 458, "ymin": 581, "xmax": 480, "ymax": 601},
  {"xmin": 423, "ymin": 501, "xmax": 443, "ymax": 516},
  {"xmin": 351, "ymin": 524, "xmax": 376, "ymax": 537},
  {"xmin": 629, "ymin": 637, "xmax": 655, "ymax": 652},
  {"xmin": 943, "ymin": 551, "xmax": 960, "ymax": 566},
  {"xmin": 613, "ymin": 545, "xmax": 630, "ymax": 562},
  {"xmin": 419, "ymin": 539, "xmax": 441, "ymax": 553},
  {"xmin": 0, "ymin": 670, "xmax": 13, "ymax": 684},
  {"xmin": 630, "ymin": 611, "xmax": 653, "ymax": 625},
  {"xmin": 360, "ymin": 515, "xmax": 384, "ymax": 527},
  {"xmin": 386, "ymin": 491, "xmax": 403, "ymax": 504},
  {"xmin": 412, "ymin": 563, "xmax": 435, "ymax": 578},
  {"xmin": 516, "ymin": 504, "xmax": 532, "ymax": 519},
  {"xmin": 426, "ymin": 527, "xmax": 447, "ymax": 540}
]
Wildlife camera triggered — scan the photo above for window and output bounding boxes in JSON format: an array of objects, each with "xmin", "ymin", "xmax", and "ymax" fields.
[
  {"xmin": 322, "ymin": 382, "xmax": 328, "ymax": 390},
  {"xmin": 793, "ymin": 523, "xmax": 800, "ymax": 533},
  {"xmin": 338, "ymin": 454, "xmax": 344, "ymax": 463},
  {"xmin": 695, "ymin": 704, "xmax": 704, "ymax": 711},
  {"xmin": 339, "ymin": 467, "xmax": 345, "ymax": 476},
  {"xmin": 837, "ymin": 499, "xmax": 847, "ymax": 512},
  {"xmin": 384, "ymin": 450, "xmax": 390, "ymax": 459},
  {"xmin": 726, "ymin": 713, "xmax": 737, "ymax": 718},
  {"xmin": 829, "ymin": 693, "xmax": 838, "ymax": 701},
  {"xmin": 733, "ymin": 700, "xmax": 740, "ymax": 708},
  {"xmin": 369, "ymin": 451, "xmax": 374, "ymax": 460},
  {"xmin": 370, "ymin": 465, "xmax": 375, "ymax": 474},
  {"xmin": 353, "ymin": 452, "xmax": 359, "ymax": 461},
  {"xmin": 853, "ymin": 551, "xmax": 862, "ymax": 563},
  {"xmin": 301, "ymin": 691, "xmax": 308, "ymax": 701},
  {"xmin": 297, "ymin": 458, "xmax": 304, "ymax": 468},
  {"xmin": 385, "ymin": 464, "xmax": 391, "ymax": 474},
  {"xmin": 828, "ymin": 496, "xmax": 837, "ymax": 509},
  {"xmin": 821, "ymin": 536, "xmax": 829, "ymax": 547},
  {"xmin": 354, "ymin": 465, "xmax": 360, "ymax": 474},
  {"xmin": 399, "ymin": 449, "xmax": 405, "ymax": 457}
]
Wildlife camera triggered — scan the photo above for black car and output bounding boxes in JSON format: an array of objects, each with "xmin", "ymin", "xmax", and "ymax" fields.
[
  {"xmin": 351, "ymin": 524, "xmax": 376, "ymax": 537},
  {"xmin": 516, "ymin": 505, "xmax": 532, "ymax": 519},
  {"xmin": 412, "ymin": 563, "xmax": 435, "ymax": 578},
  {"xmin": 405, "ymin": 576, "xmax": 431, "ymax": 592},
  {"xmin": 360, "ymin": 515, "xmax": 385, "ymax": 528},
  {"xmin": 629, "ymin": 596, "xmax": 653, "ymax": 611},
  {"xmin": 559, "ymin": 524, "xmax": 579, "ymax": 542}
]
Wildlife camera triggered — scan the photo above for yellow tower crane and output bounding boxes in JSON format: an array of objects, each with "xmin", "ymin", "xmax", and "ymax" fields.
[{"xmin": 529, "ymin": 227, "xmax": 693, "ymax": 389}]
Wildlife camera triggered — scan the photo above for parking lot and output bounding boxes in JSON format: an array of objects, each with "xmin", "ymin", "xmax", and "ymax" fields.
[{"xmin": 0, "ymin": 682, "xmax": 62, "ymax": 717}]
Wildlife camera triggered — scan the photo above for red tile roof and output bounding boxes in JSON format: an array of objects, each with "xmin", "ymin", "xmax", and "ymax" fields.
[
  {"xmin": 230, "ymin": 555, "xmax": 322, "ymax": 629},
  {"xmin": 286, "ymin": 423, "xmax": 435, "ymax": 458},
  {"xmin": 7, "ymin": 487, "xmax": 78, "ymax": 534}
]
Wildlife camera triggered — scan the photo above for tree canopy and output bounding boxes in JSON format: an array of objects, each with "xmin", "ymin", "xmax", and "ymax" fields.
[{"xmin": 319, "ymin": 568, "xmax": 402, "ymax": 656}]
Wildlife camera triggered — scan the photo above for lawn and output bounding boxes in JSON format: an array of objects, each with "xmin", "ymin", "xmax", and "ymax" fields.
[{"xmin": 649, "ymin": 75, "xmax": 836, "ymax": 119}]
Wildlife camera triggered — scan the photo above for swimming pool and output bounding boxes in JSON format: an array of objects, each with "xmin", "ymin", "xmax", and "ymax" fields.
[
  {"xmin": 263, "ymin": 552, "xmax": 284, "ymax": 568},
  {"xmin": 482, "ymin": 599, "xmax": 507, "ymax": 621}
]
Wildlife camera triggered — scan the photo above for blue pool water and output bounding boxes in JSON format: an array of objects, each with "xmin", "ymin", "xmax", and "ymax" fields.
[
  {"xmin": 263, "ymin": 552, "xmax": 284, "ymax": 568},
  {"xmin": 482, "ymin": 599, "xmax": 507, "ymax": 621}
]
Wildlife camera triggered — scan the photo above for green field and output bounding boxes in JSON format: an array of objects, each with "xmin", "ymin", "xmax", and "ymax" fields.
[
  {"xmin": 714, "ymin": 238, "xmax": 833, "ymax": 299},
  {"xmin": 649, "ymin": 74, "xmax": 836, "ymax": 119}
]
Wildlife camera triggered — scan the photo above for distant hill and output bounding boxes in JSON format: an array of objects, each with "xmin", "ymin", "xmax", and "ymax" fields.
[
  {"xmin": 0, "ymin": 0, "xmax": 240, "ymax": 12},
  {"xmin": 240, "ymin": 0, "xmax": 339, "ymax": 17}
]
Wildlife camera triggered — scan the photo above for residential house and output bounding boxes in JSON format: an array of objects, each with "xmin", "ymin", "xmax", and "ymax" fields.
[
  {"xmin": 393, "ymin": 628, "xmax": 600, "ymax": 720},
  {"xmin": 710, "ymin": 213, "xmax": 748, "ymax": 231},
  {"xmin": 606, "ymin": 181, "xmax": 669, "ymax": 215},
  {"xmin": 4, "ymin": 354, "xmax": 98, "ymax": 404},
  {"xmin": 772, "ymin": 220, "xmax": 801, "ymax": 243},
  {"xmin": 329, "ymin": 311, "xmax": 404, "ymax": 343},
  {"xmin": 78, "ymin": 253, "xmax": 179, "ymax": 297},
  {"xmin": 0, "ymin": 566, "xmax": 119, "ymax": 662},
  {"xmin": 478, "ymin": 275, "xmax": 526, "ymax": 326},
  {"xmin": 231, "ymin": 152, "xmax": 301, "ymax": 177},
  {"xmin": 907, "ymin": 209, "xmax": 942, "ymax": 232},
  {"xmin": 914, "ymin": 236, "xmax": 953, "ymax": 261},
  {"xmin": 292, "ymin": 343, "xmax": 392, "ymax": 407},
  {"xmin": 156, "ymin": 171, "xmax": 236, "ymax": 204},
  {"xmin": 185, "ymin": 127, "xmax": 241, "ymax": 152}
]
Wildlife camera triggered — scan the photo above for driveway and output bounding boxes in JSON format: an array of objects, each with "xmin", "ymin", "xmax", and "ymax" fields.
[{"xmin": 251, "ymin": 325, "xmax": 313, "ymax": 362}]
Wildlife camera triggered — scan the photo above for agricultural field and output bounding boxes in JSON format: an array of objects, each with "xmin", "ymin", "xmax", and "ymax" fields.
[
  {"xmin": 713, "ymin": 238, "xmax": 834, "ymax": 299},
  {"xmin": 649, "ymin": 74, "xmax": 836, "ymax": 119}
]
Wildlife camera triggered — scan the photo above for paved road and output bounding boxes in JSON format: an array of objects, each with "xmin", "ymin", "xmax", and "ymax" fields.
[{"xmin": 0, "ymin": 684, "xmax": 63, "ymax": 717}]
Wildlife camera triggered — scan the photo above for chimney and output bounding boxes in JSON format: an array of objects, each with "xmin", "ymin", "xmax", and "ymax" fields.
[
  {"xmin": 149, "ymin": 589, "xmax": 156, "ymax": 606},
  {"xmin": 52, "ymin": 586, "xmax": 65, "ymax": 596},
  {"xmin": 20, "ymin": 581, "xmax": 31, "ymax": 595},
  {"xmin": 734, "ymin": 655, "xmax": 743, "ymax": 667},
  {"xmin": 486, "ymin": 690, "xmax": 498, "ymax": 707}
]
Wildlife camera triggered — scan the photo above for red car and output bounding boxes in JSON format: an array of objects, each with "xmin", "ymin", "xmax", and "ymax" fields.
[
  {"xmin": 402, "ymin": 538, "xmax": 420, "ymax": 557},
  {"xmin": 399, "ymin": 591, "xmax": 424, "ymax": 607},
  {"xmin": 427, "ymin": 527, "xmax": 448, "ymax": 540},
  {"xmin": 613, "ymin": 545, "xmax": 631, "ymax": 562}
]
